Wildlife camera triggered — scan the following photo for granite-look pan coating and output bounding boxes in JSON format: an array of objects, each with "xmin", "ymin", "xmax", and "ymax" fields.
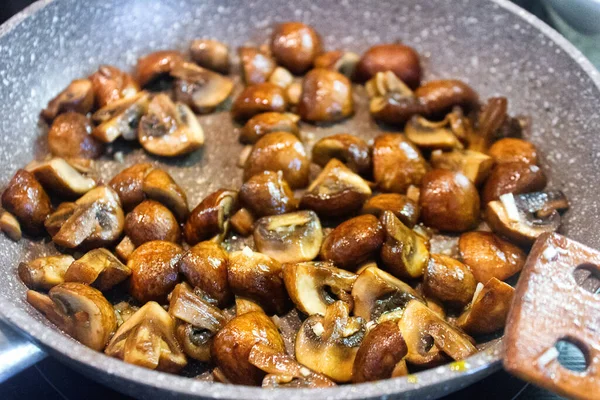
[{"xmin": 0, "ymin": 0, "xmax": 599, "ymax": 399}]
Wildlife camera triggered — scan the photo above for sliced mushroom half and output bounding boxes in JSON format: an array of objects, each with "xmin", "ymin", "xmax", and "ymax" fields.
[
  {"xmin": 91, "ymin": 91, "xmax": 150, "ymax": 142},
  {"xmin": 47, "ymin": 186, "xmax": 124, "ymax": 249},
  {"xmin": 351, "ymin": 265, "xmax": 422, "ymax": 323},
  {"xmin": 295, "ymin": 301, "xmax": 365, "ymax": 383},
  {"xmin": 142, "ymin": 168, "xmax": 189, "ymax": 221},
  {"xmin": 171, "ymin": 62, "xmax": 234, "ymax": 113},
  {"xmin": 168, "ymin": 282, "xmax": 227, "ymax": 362},
  {"xmin": 311, "ymin": 133, "xmax": 371, "ymax": 176},
  {"xmin": 64, "ymin": 248, "xmax": 131, "ymax": 291},
  {"xmin": 361, "ymin": 193, "xmax": 419, "ymax": 228},
  {"xmin": 105, "ymin": 301, "xmax": 187, "ymax": 372},
  {"xmin": 27, "ymin": 282, "xmax": 116, "ymax": 351},
  {"xmin": 184, "ymin": 189, "xmax": 237, "ymax": 245},
  {"xmin": 365, "ymin": 71, "xmax": 414, "ymax": 99},
  {"xmin": 0, "ymin": 211, "xmax": 21, "ymax": 241},
  {"xmin": 405, "ymin": 114, "xmax": 463, "ymax": 150},
  {"xmin": 485, "ymin": 191, "xmax": 569, "ymax": 246},
  {"xmin": 398, "ymin": 300, "xmax": 477, "ymax": 364},
  {"xmin": 301, "ymin": 159, "xmax": 371, "ymax": 217},
  {"xmin": 138, "ymin": 94, "xmax": 205, "ymax": 157},
  {"xmin": 89, "ymin": 65, "xmax": 140, "ymax": 108},
  {"xmin": 430, "ymin": 149, "xmax": 493, "ymax": 186},
  {"xmin": 249, "ymin": 343, "xmax": 336, "ymax": 388},
  {"xmin": 26, "ymin": 158, "xmax": 97, "ymax": 198},
  {"xmin": 253, "ymin": 211, "xmax": 323, "ymax": 264},
  {"xmin": 109, "ymin": 163, "xmax": 154, "ymax": 211},
  {"xmin": 380, "ymin": 211, "xmax": 430, "ymax": 279},
  {"xmin": 41, "ymin": 79, "xmax": 94, "ymax": 122},
  {"xmin": 18, "ymin": 255, "xmax": 74, "ymax": 290},
  {"xmin": 456, "ymin": 277, "xmax": 515, "ymax": 335},
  {"xmin": 283, "ymin": 261, "xmax": 357, "ymax": 316}
]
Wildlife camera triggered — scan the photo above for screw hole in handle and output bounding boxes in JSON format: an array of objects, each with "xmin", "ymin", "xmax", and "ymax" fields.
[
  {"xmin": 573, "ymin": 263, "xmax": 600, "ymax": 295},
  {"xmin": 555, "ymin": 337, "xmax": 589, "ymax": 373}
]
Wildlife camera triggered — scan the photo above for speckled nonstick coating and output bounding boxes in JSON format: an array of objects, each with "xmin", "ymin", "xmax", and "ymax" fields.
[{"xmin": 0, "ymin": 0, "xmax": 599, "ymax": 398}]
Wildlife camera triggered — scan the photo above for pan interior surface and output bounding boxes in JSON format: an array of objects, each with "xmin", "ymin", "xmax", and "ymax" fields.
[{"xmin": 0, "ymin": 0, "xmax": 599, "ymax": 399}]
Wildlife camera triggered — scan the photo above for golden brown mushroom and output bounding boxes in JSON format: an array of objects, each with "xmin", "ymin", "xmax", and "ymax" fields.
[
  {"xmin": 488, "ymin": 138, "xmax": 538, "ymax": 165},
  {"xmin": 415, "ymin": 79, "xmax": 479, "ymax": 116},
  {"xmin": 0, "ymin": 211, "xmax": 21, "ymax": 241},
  {"xmin": 115, "ymin": 236, "xmax": 136, "ymax": 263},
  {"xmin": 231, "ymin": 83, "xmax": 288, "ymax": 121},
  {"xmin": 125, "ymin": 200, "xmax": 181, "ymax": 246},
  {"xmin": 311, "ymin": 134, "xmax": 371, "ymax": 176},
  {"xmin": 419, "ymin": 169, "xmax": 480, "ymax": 232},
  {"xmin": 177, "ymin": 241, "xmax": 232, "ymax": 307},
  {"xmin": 91, "ymin": 91, "xmax": 150, "ymax": 142},
  {"xmin": 184, "ymin": 189, "xmax": 238, "ymax": 245},
  {"xmin": 239, "ymin": 112, "xmax": 300, "ymax": 144},
  {"xmin": 18, "ymin": 255, "xmax": 74, "ymax": 290},
  {"xmin": 26, "ymin": 158, "xmax": 97, "ymax": 199},
  {"xmin": 268, "ymin": 66, "xmax": 294, "ymax": 89},
  {"xmin": 105, "ymin": 301, "xmax": 187, "ymax": 372},
  {"xmin": 239, "ymin": 170, "xmax": 298, "ymax": 217},
  {"xmin": 229, "ymin": 208, "xmax": 255, "ymax": 237},
  {"xmin": 142, "ymin": 168, "xmax": 189, "ymax": 221},
  {"xmin": 27, "ymin": 282, "xmax": 116, "ymax": 351},
  {"xmin": 190, "ymin": 39, "xmax": 230, "ymax": 74},
  {"xmin": 168, "ymin": 282, "xmax": 227, "ymax": 361},
  {"xmin": 250, "ymin": 343, "xmax": 336, "ymax": 388},
  {"xmin": 253, "ymin": 211, "xmax": 323, "ymax": 264},
  {"xmin": 380, "ymin": 211, "xmax": 430, "ymax": 279},
  {"xmin": 354, "ymin": 43, "xmax": 422, "ymax": 89},
  {"xmin": 398, "ymin": 300, "xmax": 476, "ymax": 365},
  {"xmin": 320, "ymin": 215, "xmax": 384, "ymax": 271},
  {"xmin": 295, "ymin": 301, "xmax": 365, "ymax": 383},
  {"xmin": 128, "ymin": 240, "xmax": 182, "ymax": 303},
  {"xmin": 239, "ymin": 46, "xmax": 277, "ymax": 85},
  {"xmin": 171, "ymin": 61, "xmax": 234, "ymax": 113},
  {"xmin": 2, "ymin": 169, "xmax": 52, "ymax": 236},
  {"xmin": 138, "ymin": 94, "xmax": 205, "ymax": 157},
  {"xmin": 47, "ymin": 112, "xmax": 105, "ymax": 159},
  {"xmin": 41, "ymin": 79, "xmax": 94, "ymax": 122},
  {"xmin": 314, "ymin": 50, "xmax": 360, "ymax": 78},
  {"xmin": 243, "ymin": 132, "xmax": 310, "ymax": 189},
  {"xmin": 456, "ymin": 277, "xmax": 515, "ymax": 335},
  {"xmin": 300, "ymin": 159, "xmax": 371, "ymax": 217},
  {"xmin": 423, "ymin": 254, "xmax": 477, "ymax": 308},
  {"xmin": 352, "ymin": 321, "xmax": 408, "ymax": 383},
  {"xmin": 283, "ymin": 261, "xmax": 357, "ymax": 316},
  {"xmin": 430, "ymin": 149, "xmax": 493, "ymax": 186},
  {"xmin": 351, "ymin": 265, "xmax": 422, "ymax": 322},
  {"xmin": 298, "ymin": 68, "xmax": 353, "ymax": 123},
  {"xmin": 211, "ymin": 310, "xmax": 285, "ymax": 385},
  {"xmin": 135, "ymin": 50, "xmax": 185, "ymax": 87},
  {"xmin": 405, "ymin": 114, "xmax": 463, "ymax": 150},
  {"xmin": 46, "ymin": 186, "xmax": 124, "ymax": 249},
  {"xmin": 481, "ymin": 162, "xmax": 547, "ymax": 204},
  {"xmin": 64, "ymin": 248, "xmax": 131, "ymax": 291},
  {"xmin": 458, "ymin": 231, "xmax": 526, "ymax": 283},
  {"xmin": 270, "ymin": 22, "xmax": 322, "ymax": 75},
  {"xmin": 372, "ymin": 134, "xmax": 428, "ymax": 193},
  {"xmin": 227, "ymin": 248, "xmax": 288, "ymax": 314},
  {"xmin": 108, "ymin": 163, "xmax": 154, "ymax": 211},
  {"xmin": 89, "ymin": 65, "xmax": 140, "ymax": 108},
  {"xmin": 361, "ymin": 193, "xmax": 419, "ymax": 228}
]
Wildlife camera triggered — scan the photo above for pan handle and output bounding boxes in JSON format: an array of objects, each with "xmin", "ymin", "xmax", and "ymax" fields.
[{"xmin": 0, "ymin": 319, "xmax": 46, "ymax": 382}]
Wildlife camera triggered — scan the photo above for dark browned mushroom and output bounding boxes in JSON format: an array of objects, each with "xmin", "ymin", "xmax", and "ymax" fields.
[
  {"xmin": 227, "ymin": 248, "xmax": 288, "ymax": 315},
  {"xmin": 361, "ymin": 193, "xmax": 419, "ymax": 228},
  {"xmin": 91, "ymin": 91, "xmax": 150, "ymax": 142},
  {"xmin": 488, "ymin": 138, "xmax": 538, "ymax": 165},
  {"xmin": 27, "ymin": 282, "xmax": 116, "ymax": 351},
  {"xmin": 239, "ymin": 46, "xmax": 277, "ymax": 85},
  {"xmin": 423, "ymin": 254, "xmax": 477, "ymax": 307},
  {"xmin": 138, "ymin": 94, "xmax": 205, "ymax": 157},
  {"xmin": 270, "ymin": 22, "xmax": 322, "ymax": 75},
  {"xmin": 184, "ymin": 189, "xmax": 238, "ymax": 245},
  {"xmin": 239, "ymin": 112, "xmax": 300, "ymax": 144},
  {"xmin": 430, "ymin": 149, "xmax": 493, "ymax": 186},
  {"xmin": 128, "ymin": 240, "xmax": 182, "ymax": 303},
  {"xmin": 239, "ymin": 170, "xmax": 298, "ymax": 217},
  {"xmin": 125, "ymin": 200, "xmax": 181, "ymax": 246},
  {"xmin": 482, "ymin": 162, "xmax": 547, "ymax": 204},
  {"xmin": 311, "ymin": 134, "xmax": 371, "ymax": 176},
  {"xmin": 47, "ymin": 112, "xmax": 105, "ymax": 159},
  {"xmin": 320, "ymin": 215, "xmax": 385, "ymax": 271},
  {"xmin": 190, "ymin": 39, "xmax": 230, "ymax": 74},
  {"xmin": 177, "ymin": 241, "xmax": 232, "ymax": 307},
  {"xmin": 64, "ymin": 248, "xmax": 131, "ymax": 291},
  {"xmin": 142, "ymin": 168, "xmax": 189, "ymax": 221},
  {"xmin": 89, "ymin": 65, "xmax": 140, "ymax": 108},
  {"xmin": 419, "ymin": 169, "xmax": 480, "ymax": 232},
  {"xmin": 415, "ymin": 79, "xmax": 479, "ymax": 117},
  {"xmin": 372, "ymin": 134, "xmax": 428, "ymax": 193},
  {"xmin": 171, "ymin": 61, "xmax": 234, "ymax": 113},
  {"xmin": 298, "ymin": 68, "xmax": 353, "ymax": 123},
  {"xmin": 229, "ymin": 208, "xmax": 255, "ymax": 237},
  {"xmin": 41, "ymin": 79, "xmax": 94, "ymax": 122},
  {"xmin": 109, "ymin": 163, "xmax": 154, "ymax": 211},
  {"xmin": 135, "ymin": 50, "xmax": 185, "ymax": 87},
  {"xmin": 243, "ymin": 132, "xmax": 310, "ymax": 189},
  {"xmin": 354, "ymin": 44, "xmax": 422, "ymax": 89},
  {"xmin": 2, "ymin": 169, "xmax": 52, "ymax": 236},
  {"xmin": 231, "ymin": 83, "xmax": 288, "ymax": 121}
]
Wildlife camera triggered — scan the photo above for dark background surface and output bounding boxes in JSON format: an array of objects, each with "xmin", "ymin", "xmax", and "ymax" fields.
[{"xmin": 0, "ymin": 0, "xmax": 576, "ymax": 399}]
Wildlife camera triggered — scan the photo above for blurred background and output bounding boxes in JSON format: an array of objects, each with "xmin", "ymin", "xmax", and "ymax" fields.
[{"xmin": 0, "ymin": 0, "xmax": 597, "ymax": 399}]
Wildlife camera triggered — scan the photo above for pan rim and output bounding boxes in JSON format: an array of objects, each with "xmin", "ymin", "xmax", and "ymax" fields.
[{"xmin": 0, "ymin": 0, "xmax": 598, "ymax": 398}]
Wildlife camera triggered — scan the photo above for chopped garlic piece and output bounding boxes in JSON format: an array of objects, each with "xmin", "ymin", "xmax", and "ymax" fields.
[
  {"xmin": 471, "ymin": 282, "xmax": 485, "ymax": 308},
  {"xmin": 242, "ymin": 246, "xmax": 254, "ymax": 257},
  {"xmin": 311, "ymin": 322, "xmax": 325, "ymax": 337}
]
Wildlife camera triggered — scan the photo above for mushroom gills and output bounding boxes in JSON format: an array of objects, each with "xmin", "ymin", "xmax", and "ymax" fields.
[
  {"xmin": 92, "ymin": 92, "xmax": 150, "ymax": 142},
  {"xmin": 18, "ymin": 255, "xmax": 75, "ymax": 290},
  {"xmin": 64, "ymin": 248, "xmax": 131, "ymax": 291}
]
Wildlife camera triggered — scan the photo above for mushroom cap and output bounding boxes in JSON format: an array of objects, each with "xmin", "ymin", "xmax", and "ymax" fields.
[
  {"xmin": 184, "ymin": 189, "xmax": 237, "ymax": 245},
  {"xmin": 64, "ymin": 248, "xmax": 131, "ymax": 291},
  {"xmin": 415, "ymin": 79, "xmax": 479, "ymax": 116},
  {"xmin": 423, "ymin": 254, "xmax": 477, "ymax": 307},
  {"xmin": 232, "ymin": 83, "xmax": 288, "ymax": 121},
  {"xmin": 135, "ymin": 50, "xmax": 185, "ymax": 87},
  {"xmin": 18, "ymin": 255, "xmax": 74, "ymax": 290},
  {"xmin": 239, "ymin": 170, "xmax": 298, "ymax": 217},
  {"xmin": 142, "ymin": 168, "xmax": 189, "ymax": 221},
  {"xmin": 41, "ymin": 79, "xmax": 94, "ymax": 122},
  {"xmin": 298, "ymin": 68, "xmax": 353, "ymax": 123},
  {"xmin": 354, "ymin": 43, "xmax": 421, "ymax": 88},
  {"xmin": 89, "ymin": 64, "xmax": 140, "ymax": 108},
  {"xmin": 190, "ymin": 39, "xmax": 230, "ymax": 74},
  {"xmin": 125, "ymin": 200, "xmax": 181, "ymax": 246},
  {"xmin": 109, "ymin": 163, "xmax": 154, "ymax": 211},
  {"xmin": 171, "ymin": 62, "xmax": 234, "ymax": 113},
  {"xmin": 239, "ymin": 46, "xmax": 277, "ymax": 85},
  {"xmin": 311, "ymin": 133, "xmax": 371, "ymax": 176},
  {"xmin": 361, "ymin": 193, "xmax": 420, "ymax": 228},
  {"xmin": 488, "ymin": 138, "xmax": 538, "ymax": 165},
  {"xmin": 270, "ymin": 22, "xmax": 322, "ymax": 75},
  {"xmin": 482, "ymin": 162, "xmax": 547, "ymax": 204},
  {"xmin": 47, "ymin": 112, "xmax": 104, "ymax": 159},
  {"xmin": 240, "ymin": 112, "xmax": 300, "ymax": 145}
]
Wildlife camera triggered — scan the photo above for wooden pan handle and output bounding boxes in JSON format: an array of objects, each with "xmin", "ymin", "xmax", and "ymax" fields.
[{"xmin": 504, "ymin": 233, "xmax": 600, "ymax": 400}]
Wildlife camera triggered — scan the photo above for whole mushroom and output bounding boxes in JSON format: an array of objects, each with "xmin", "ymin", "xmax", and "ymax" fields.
[
  {"xmin": 89, "ymin": 65, "xmax": 140, "ymax": 108},
  {"xmin": 298, "ymin": 68, "xmax": 353, "ymax": 123},
  {"xmin": 354, "ymin": 43, "xmax": 422, "ymax": 88},
  {"xmin": 47, "ymin": 112, "xmax": 104, "ymax": 159},
  {"xmin": 372, "ymin": 134, "xmax": 428, "ymax": 193},
  {"xmin": 239, "ymin": 170, "xmax": 298, "ymax": 217},
  {"xmin": 232, "ymin": 83, "xmax": 288, "ymax": 121},
  {"xmin": 184, "ymin": 189, "xmax": 238, "ymax": 245},
  {"xmin": 125, "ymin": 200, "xmax": 181, "ymax": 246},
  {"xmin": 270, "ymin": 22, "xmax": 322, "ymax": 75}
]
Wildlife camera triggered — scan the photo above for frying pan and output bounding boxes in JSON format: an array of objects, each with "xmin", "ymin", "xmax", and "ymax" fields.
[{"xmin": 0, "ymin": 0, "xmax": 599, "ymax": 398}]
